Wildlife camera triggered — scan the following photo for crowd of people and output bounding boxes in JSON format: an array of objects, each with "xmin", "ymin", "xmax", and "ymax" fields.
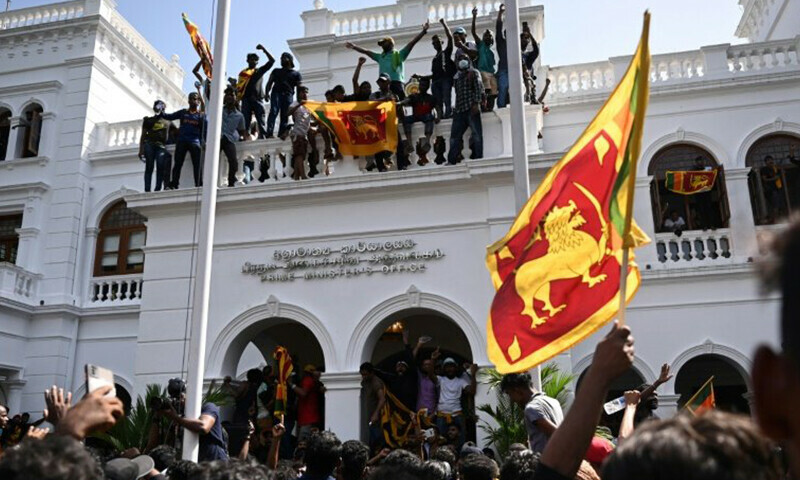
[
  {"xmin": 3, "ymin": 209, "xmax": 800, "ymax": 479},
  {"xmin": 139, "ymin": 5, "xmax": 549, "ymax": 191}
]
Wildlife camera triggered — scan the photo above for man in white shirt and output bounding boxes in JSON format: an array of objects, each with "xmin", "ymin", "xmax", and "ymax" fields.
[
  {"xmin": 431, "ymin": 352, "xmax": 477, "ymax": 449},
  {"xmin": 663, "ymin": 211, "xmax": 686, "ymax": 234},
  {"xmin": 288, "ymin": 86, "xmax": 313, "ymax": 181},
  {"xmin": 500, "ymin": 371, "xmax": 563, "ymax": 453}
]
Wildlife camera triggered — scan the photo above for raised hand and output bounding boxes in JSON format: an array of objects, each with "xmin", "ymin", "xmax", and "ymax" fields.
[
  {"xmin": 272, "ymin": 416, "xmax": 286, "ymax": 438},
  {"xmin": 431, "ymin": 347, "xmax": 441, "ymax": 360},
  {"xmin": 422, "ymin": 20, "xmax": 430, "ymax": 33},
  {"xmin": 499, "ymin": 4, "xmax": 506, "ymax": 13},
  {"xmin": 358, "ymin": 56, "xmax": 367, "ymax": 65},
  {"xmin": 657, "ymin": 363, "xmax": 673, "ymax": 384},
  {"xmin": 623, "ymin": 390, "xmax": 641, "ymax": 407},
  {"xmin": 472, "ymin": 6, "xmax": 478, "ymax": 17},
  {"xmin": 27, "ymin": 426, "xmax": 49, "ymax": 440},
  {"xmin": 469, "ymin": 363, "xmax": 479, "ymax": 376},
  {"xmin": 439, "ymin": 18, "xmax": 447, "ymax": 26},
  {"xmin": 44, "ymin": 385, "xmax": 72, "ymax": 427},
  {"xmin": 55, "ymin": 386, "xmax": 123, "ymax": 440},
  {"xmin": 345, "ymin": 42, "xmax": 355, "ymax": 50},
  {"xmin": 588, "ymin": 322, "xmax": 635, "ymax": 387}
]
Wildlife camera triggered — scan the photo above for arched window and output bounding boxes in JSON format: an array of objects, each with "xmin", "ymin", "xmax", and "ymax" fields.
[
  {"xmin": 0, "ymin": 214, "xmax": 23, "ymax": 264},
  {"xmin": 745, "ymin": 134, "xmax": 800, "ymax": 225},
  {"xmin": 18, "ymin": 103, "xmax": 43, "ymax": 158},
  {"xmin": 94, "ymin": 201, "xmax": 147, "ymax": 276},
  {"xmin": 648, "ymin": 144, "xmax": 730, "ymax": 233},
  {"xmin": 0, "ymin": 108, "xmax": 11, "ymax": 161}
]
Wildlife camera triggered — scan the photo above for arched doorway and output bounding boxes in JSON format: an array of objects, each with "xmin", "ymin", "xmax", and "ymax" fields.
[
  {"xmin": 745, "ymin": 133, "xmax": 800, "ymax": 225},
  {"xmin": 233, "ymin": 319, "xmax": 326, "ymax": 375},
  {"xmin": 648, "ymin": 143, "xmax": 730, "ymax": 232},
  {"xmin": 675, "ymin": 354, "xmax": 750, "ymax": 414},
  {"xmin": 363, "ymin": 308, "xmax": 476, "ymax": 445}
]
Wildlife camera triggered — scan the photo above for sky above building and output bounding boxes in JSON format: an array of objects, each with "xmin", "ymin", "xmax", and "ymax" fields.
[{"xmin": 11, "ymin": 0, "xmax": 745, "ymax": 92}]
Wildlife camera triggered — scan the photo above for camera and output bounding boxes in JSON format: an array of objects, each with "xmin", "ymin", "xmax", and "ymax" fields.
[{"xmin": 150, "ymin": 378, "xmax": 186, "ymax": 414}]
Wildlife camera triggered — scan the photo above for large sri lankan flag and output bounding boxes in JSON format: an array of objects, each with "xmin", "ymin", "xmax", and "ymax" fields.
[
  {"xmin": 307, "ymin": 101, "xmax": 398, "ymax": 156},
  {"xmin": 273, "ymin": 346, "xmax": 294, "ymax": 417},
  {"xmin": 182, "ymin": 13, "xmax": 213, "ymax": 79},
  {"xmin": 486, "ymin": 14, "xmax": 652, "ymax": 373}
]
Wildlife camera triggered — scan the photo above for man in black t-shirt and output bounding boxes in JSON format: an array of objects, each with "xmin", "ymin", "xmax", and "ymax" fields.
[
  {"xmin": 236, "ymin": 45, "xmax": 275, "ymax": 140},
  {"xmin": 139, "ymin": 100, "xmax": 172, "ymax": 192},
  {"xmin": 430, "ymin": 18, "xmax": 456, "ymax": 119},
  {"xmin": 400, "ymin": 77, "xmax": 438, "ymax": 164},
  {"xmin": 265, "ymin": 53, "xmax": 303, "ymax": 139}
]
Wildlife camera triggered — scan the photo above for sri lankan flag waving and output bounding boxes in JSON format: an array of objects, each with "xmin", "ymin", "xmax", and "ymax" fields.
[
  {"xmin": 486, "ymin": 13, "xmax": 652, "ymax": 373},
  {"xmin": 273, "ymin": 346, "xmax": 294, "ymax": 417},
  {"xmin": 307, "ymin": 101, "xmax": 398, "ymax": 156},
  {"xmin": 182, "ymin": 13, "xmax": 213, "ymax": 79}
]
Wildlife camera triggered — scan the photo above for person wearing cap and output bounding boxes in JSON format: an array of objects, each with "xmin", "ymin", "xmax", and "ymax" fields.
[
  {"xmin": 374, "ymin": 330, "xmax": 425, "ymax": 413},
  {"xmin": 453, "ymin": 26, "xmax": 478, "ymax": 67},
  {"xmin": 104, "ymin": 455, "xmax": 155, "ymax": 480},
  {"xmin": 139, "ymin": 99, "xmax": 173, "ymax": 192},
  {"xmin": 291, "ymin": 364, "xmax": 324, "ymax": 442},
  {"xmin": 161, "ymin": 86, "xmax": 207, "ymax": 189},
  {"xmin": 471, "ymin": 6, "xmax": 498, "ymax": 111},
  {"xmin": 369, "ymin": 73, "xmax": 399, "ymax": 172},
  {"xmin": 448, "ymin": 52, "xmax": 484, "ymax": 164},
  {"xmin": 265, "ymin": 52, "xmax": 303, "ymax": 139},
  {"xmin": 236, "ymin": 45, "xmax": 275, "ymax": 140},
  {"xmin": 430, "ymin": 349, "xmax": 478, "ymax": 448},
  {"xmin": 345, "ymin": 21, "xmax": 430, "ymax": 101}
]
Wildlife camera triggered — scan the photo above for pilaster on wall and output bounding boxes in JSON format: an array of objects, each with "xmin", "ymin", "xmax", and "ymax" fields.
[{"xmin": 322, "ymin": 372, "xmax": 363, "ymax": 441}]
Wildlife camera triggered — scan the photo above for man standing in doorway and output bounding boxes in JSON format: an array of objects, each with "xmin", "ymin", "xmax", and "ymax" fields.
[
  {"xmin": 431, "ymin": 351, "xmax": 477, "ymax": 448},
  {"xmin": 292, "ymin": 365, "xmax": 324, "ymax": 442},
  {"xmin": 359, "ymin": 362, "xmax": 385, "ymax": 452},
  {"xmin": 236, "ymin": 45, "xmax": 275, "ymax": 140},
  {"xmin": 500, "ymin": 371, "xmax": 563, "ymax": 454}
]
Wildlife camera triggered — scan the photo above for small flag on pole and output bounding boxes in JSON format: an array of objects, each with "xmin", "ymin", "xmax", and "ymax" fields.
[
  {"xmin": 485, "ymin": 13, "xmax": 652, "ymax": 373},
  {"xmin": 273, "ymin": 346, "xmax": 293, "ymax": 417},
  {"xmin": 182, "ymin": 13, "xmax": 214, "ymax": 79},
  {"xmin": 664, "ymin": 170, "xmax": 718, "ymax": 195},
  {"xmin": 306, "ymin": 101, "xmax": 398, "ymax": 156},
  {"xmin": 685, "ymin": 376, "xmax": 716, "ymax": 415}
]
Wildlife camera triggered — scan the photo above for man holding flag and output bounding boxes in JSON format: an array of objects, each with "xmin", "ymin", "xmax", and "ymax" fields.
[{"xmin": 237, "ymin": 45, "xmax": 275, "ymax": 140}]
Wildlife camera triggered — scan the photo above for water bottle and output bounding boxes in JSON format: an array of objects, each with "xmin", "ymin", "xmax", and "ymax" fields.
[{"xmin": 603, "ymin": 396, "xmax": 627, "ymax": 415}]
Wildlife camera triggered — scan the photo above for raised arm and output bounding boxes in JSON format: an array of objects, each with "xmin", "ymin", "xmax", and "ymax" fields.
[
  {"xmin": 405, "ymin": 21, "xmax": 430, "ymax": 53},
  {"xmin": 539, "ymin": 323, "xmax": 634, "ymax": 478},
  {"xmin": 618, "ymin": 390, "xmax": 641, "ymax": 442},
  {"xmin": 353, "ymin": 57, "xmax": 367, "ymax": 94},
  {"xmin": 345, "ymin": 41, "xmax": 374, "ymax": 57},
  {"xmin": 471, "ymin": 7, "xmax": 480, "ymax": 44},
  {"xmin": 640, "ymin": 363, "xmax": 672, "ymax": 402},
  {"xmin": 441, "ymin": 18, "xmax": 454, "ymax": 52},
  {"xmin": 257, "ymin": 44, "xmax": 275, "ymax": 74},
  {"xmin": 496, "ymin": 4, "xmax": 505, "ymax": 39},
  {"xmin": 192, "ymin": 61, "xmax": 204, "ymax": 84},
  {"xmin": 268, "ymin": 419, "xmax": 285, "ymax": 470}
]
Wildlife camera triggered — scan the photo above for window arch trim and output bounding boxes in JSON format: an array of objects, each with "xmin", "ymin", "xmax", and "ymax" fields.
[{"xmin": 93, "ymin": 201, "xmax": 147, "ymax": 277}]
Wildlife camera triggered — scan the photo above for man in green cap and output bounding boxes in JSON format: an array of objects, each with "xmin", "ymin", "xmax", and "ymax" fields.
[{"xmin": 345, "ymin": 21, "xmax": 430, "ymax": 100}]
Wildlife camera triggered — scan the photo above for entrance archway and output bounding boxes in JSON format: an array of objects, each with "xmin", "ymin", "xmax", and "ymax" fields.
[
  {"xmin": 234, "ymin": 320, "xmax": 326, "ymax": 376},
  {"xmin": 675, "ymin": 354, "xmax": 750, "ymax": 414}
]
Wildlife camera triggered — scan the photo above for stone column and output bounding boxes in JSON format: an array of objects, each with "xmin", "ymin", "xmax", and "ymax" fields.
[
  {"xmin": 321, "ymin": 372, "xmax": 363, "ymax": 441},
  {"xmin": 724, "ymin": 168, "xmax": 758, "ymax": 260},
  {"xmin": 4, "ymin": 380, "xmax": 26, "ymax": 415},
  {"xmin": 701, "ymin": 44, "xmax": 732, "ymax": 79},
  {"xmin": 635, "ymin": 176, "xmax": 660, "ymax": 267},
  {"xmin": 658, "ymin": 393, "xmax": 681, "ymax": 417},
  {"xmin": 6, "ymin": 116, "xmax": 22, "ymax": 160},
  {"xmin": 302, "ymin": 7, "xmax": 333, "ymax": 37}
]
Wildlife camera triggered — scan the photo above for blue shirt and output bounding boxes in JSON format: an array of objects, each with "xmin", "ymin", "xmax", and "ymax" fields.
[
  {"xmin": 198, "ymin": 402, "xmax": 228, "ymax": 462},
  {"xmin": 161, "ymin": 109, "xmax": 207, "ymax": 145}
]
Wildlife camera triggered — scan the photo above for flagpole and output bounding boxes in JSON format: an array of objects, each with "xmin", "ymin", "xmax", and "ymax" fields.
[
  {"xmin": 182, "ymin": 0, "xmax": 231, "ymax": 462},
  {"xmin": 683, "ymin": 375, "xmax": 715, "ymax": 408},
  {"xmin": 504, "ymin": 0, "xmax": 542, "ymax": 389},
  {"xmin": 618, "ymin": 249, "xmax": 630, "ymax": 326}
]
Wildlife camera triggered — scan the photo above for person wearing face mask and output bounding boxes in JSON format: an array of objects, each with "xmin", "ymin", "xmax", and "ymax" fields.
[
  {"xmin": 447, "ymin": 54, "xmax": 484, "ymax": 165},
  {"xmin": 139, "ymin": 99, "xmax": 172, "ymax": 192}
]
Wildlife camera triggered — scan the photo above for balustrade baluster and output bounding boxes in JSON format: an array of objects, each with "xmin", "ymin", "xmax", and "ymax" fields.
[
  {"xmin": 693, "ymin": 238, "xmax": 706, "ymax": 260},
  {"xmin": 681, "ymin": 239, "xmax": 693, "ymax": 261}
]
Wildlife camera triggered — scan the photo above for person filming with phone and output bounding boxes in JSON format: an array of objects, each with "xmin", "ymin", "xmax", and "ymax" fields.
[{"xmin": 148, "ymin": 378, "xmax": 229, "ymax": 462}]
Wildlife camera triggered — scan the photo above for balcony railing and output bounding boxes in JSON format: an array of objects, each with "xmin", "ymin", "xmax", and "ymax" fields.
[
  {"xmin": 88, "ymin": 274, "xmax": 143, "ymax": 306},
  {"xmin": 0, "ymin": 263, "xmax": 42, "ymax": 306},
  {"xmin": 546, "ymin": 36, "xmax": 800, "ymax": 103},
  {"xmin": 0, "ymin": 0, "xmax": 84, "ymax": 30},
  {"xmin": 654, "ymin": 229, "xmax": 733, "ymax": 265}
]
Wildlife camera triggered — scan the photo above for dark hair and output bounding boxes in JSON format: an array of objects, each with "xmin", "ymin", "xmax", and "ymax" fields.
[
  {"xmin": 262, "ymin": 365, "xmax": 273, "ymax": 375},
  {"xmin": 499, "ymin": 372, "xmax": 532, "ymax": 392},
  {"xmin": 332, "ymin": 85, "xmax": 346, "ymax": 94},
  {"xmin": 341, "ymin": 440, "xmax": 370, "ymax": 480},
  {"xmin": 422, "ymin": 460, "xmax": 451, "ymax": 480},
  {"xmin": 602, "ymin": 411, "xmax": 781, "ymax": 480},
  {"xmin": 383, "ymin": 449, "xmax": 423, "ymax": 472},
  {"xmin": 149, "ymin": 444, "xmax": 177, "ymax": 472},
  {"xmin": 246, "ymin": 368, "xmax": 262, "ymax": 384},
  {"xmin": 368, "ymin": 465, "xmax": 425, "ymax": 480},
  {"xmin": 304, "ymin": 431, "xmax": 342, "ymax": 476},
  {"xmin": 247, "ymin": 53, "xmax": 259, "ymax": 61},
  {"xmin": 0, "ymin": 436, "xmax": 102, "ymax": 480},
  {"xmin": 499, "ymin": 450, "xmax": 540, "ymax": 480},
  {"xmin": 273, "ymin": 463, "xmax": 297, "ymax": 480},
  {"xmin": 359, "ymin": 362, "xmax": 375, "ymax": 373},
  {"xmin": 431, "ymin": 446, "xmax": 457, "ymax": 469},
  {"xmin": 0, "ymin": 403, "xmax": 8, "ymax": 412},
  {"xmin": 765, "ymin": 155, "xmax": 775, "ymax": 161},
  {"xmin": 167, "ymin": 459, "xmax": 199, "ymax": 480},
  {"xmin": 460, "ymin": 454, "xmax": 499, "ymax": 480},
  {"xmin": 193, "ymin": 459, "xmax": 272, "ymax": 480}
]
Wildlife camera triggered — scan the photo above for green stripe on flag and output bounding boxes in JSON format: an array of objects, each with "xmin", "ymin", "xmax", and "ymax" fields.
[{"xmin": 609, "ymin": 70, "xmax": 642, "ymax": 237}]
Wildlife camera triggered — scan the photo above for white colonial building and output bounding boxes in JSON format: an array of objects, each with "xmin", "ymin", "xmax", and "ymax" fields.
[{"xmin": 1, "ymin": 0, "xmax": 799, "ymax": 444}]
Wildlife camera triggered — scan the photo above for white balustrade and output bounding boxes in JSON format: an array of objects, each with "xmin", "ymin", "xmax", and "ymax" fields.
[
  {"xmin": 0, "ymin": 0, "xmax": 84, "ymax": 30},
  {"xmin": 108, "ymin": 11, "xmax": 177, "ymax": 77},
  {"xmin": 0, "ymin": 263, "xmax": 41, "ymax": 306},
  {"xmin": 547, "ymin": 61, "xmax": 615, "ymax": 100},
  {"xmin": 88, "ymin": 274, "xmax": 143, "ymax": 305},
  {"xmin": 654, "ymin": 229, "xmax": 733, "ymax": 265},
  {"xmin": 96, "ymin": 120, "xmax": 143, "ymax": 150},
  {"xmin": 727, "ymin": 39, "xmax": 800, "ymax": 72}
]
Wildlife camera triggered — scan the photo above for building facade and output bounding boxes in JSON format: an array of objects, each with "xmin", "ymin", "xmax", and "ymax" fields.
[{"xmin": 1, "ymin": 0, "xmax": 799, "ymax": 444}]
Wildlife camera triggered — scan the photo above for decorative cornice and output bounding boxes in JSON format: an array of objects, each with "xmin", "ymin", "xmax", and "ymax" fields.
[
  {"xmin": 15, "ymin": 227, "xmax": 40, "ymax": 239},
  {"xmin": 0, "ymin": 181, "xmax": 50, "ymax": 197},
  {"xmin": 3, "ymin": 156, "xmax": 50, "ymax": 170},
  {"xmin": 0, "ymin": 81, "xmax": 63, "ymax": 97}
]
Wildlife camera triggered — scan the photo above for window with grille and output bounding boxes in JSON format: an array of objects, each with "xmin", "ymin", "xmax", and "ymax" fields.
[
  {"xmin": 648, "ymin": 144, "xmax": 730, "ymax": 233},
  {"xmin": 0, "ymin": 214, "xmax": 23, "ymax": 264},
  {"xmin": 745, "ymin": 134, "xmax": 800, "ymax": 226},
  {"xmin": 94, "ymin": 201, "xmax": 147, "ymax": 276}
]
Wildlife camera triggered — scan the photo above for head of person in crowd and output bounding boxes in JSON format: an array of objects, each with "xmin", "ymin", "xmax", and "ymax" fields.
[
  {"xmin": 499, "ymin": 449, "xmax": 537, "ymax": 480},
  {"xmin": 0, "ymin": 436, "xmax": 102, "ymax": 480},
  {"xmin": 446, "ymin": 423, "xmax": 461, "ymax": 444},
  {"xmin": 396, "ymin": 360, "xmax": 410, "ymax": 376},
  {"xmin": 152, "ymin": 99, "xmax": 165, "ymax": 115},
  {"xmin": 303, "ymin": 363, "xmax": 319, "ymax": 381},
  {"xmin": 148, "ymin": 444, "xmax": 177, "ymax": 472},
  {"xmin": 693, "ymin": 155, "xmax": 705, "ymax": 170},
  {"xmin": 0, "ymin": 403, "xmax": 8, "ymax": 429},
  {"xmin": 456, "ymin": 53, "xmax": 471, "ymax": 72},
  {"xmin": 359, "ymin": 362, "xmax": 376, "ymax": 381},
  {"xmin": 602, "ymin": 411, "xmax": 781, "ymax": 480},
  {"xmin": 340, "ymin": 440, "xmax": 369, "ymax": 480},
  {"xmin": 453, "ymin": 27, "xmax": 467, "ymax": 44},
  {"xmin": 377, "ymin": 36, "xmax": 395, "ymax": 53},
  {"xmin": 262, "ymin": 365, "xmax": 273, "ymax": 381},
  {"xmin": 636, "ymin": 382, "xmax": 659, "ymax": 412},
  {"xmin": 431, "ymin": 446, "xmax": 457, "ymax": 473},
  {"xmin": 188, "ymin": 92, "xmax": 201, "ymax": 110},
  {"xmin": 280, "ymin": 52, "xmax": 295, "ymax": 69},
  {"xmin": 460, "ymin": 454, "xmax": 498, "ymax": 480},
  {"xmin": 481, "ymin": 29, "xmax": 494, "ymax": 47},
  {"xmin": 20, "ymin": 412, "xmax": 30, "ymax": 424},
  {"xmin": 422, "ymin": 460, "xmax": 451, "ymax": 480},
  {"xmin": 419, "ymin": 77, "xmax": 431, "ymax": 95},
  {"xmin": 481, "ymin": 448, "xmax": 495, "ymax": 461},
  {"xmin": 442, "ymin": 357, "xmax": 460, "ymax": 379},
  {"xmin": 384, "ymin": 448, "xmax": 424, "ymax": 471},
  {"xmin": 246, "ymin": 53, "xmax": 259, "ymax": 69},
  {"xmin": 193, "ymin": 459, "xmax": 270, "ymax": 480},
  {"xmin": 223, "ymin": 92, "xmax": 236, "ymax": 110},
  {"xmin": 755, "ymin": 217, "xmax": 800, "ymax": 477},
  {"xmin": 164, "ymin": 459, "xmax": 198, "ymax": 480},
  {"xmin": 520, "ymin": 31, "xmax": 531, "ymax": 51},
  {"xmin": 305, "ymin": 431, "xmax": 343, "ymax": 478},
  {"xmin": 104, "ymin": 455, "xmax": 154, "ymax": 480},
  {"xmin": 376, "ymin": 74, "xmax": 391, "ymax": 94},
  {"xmin": 297, "ymin": 85, "xmax": 310, "ymax": 103},
  {"xmin": 358, "ymin": 80, "xmax": 373, "ymax": 99},
  {"xmin": 331, "ymin": 85, "xmax": 346, "ymax": 102},
  {"xmin": 459, "ymin": 444, "xmax": 482, "ymax": 460},
  {"xmin": 325, "ymin": 89, "xmax": 334, "ymax": 102},
  {"xmin": 765, "ymin": 155, "xmax": 776, "ymax": 168},
  {"xmin": 420, "ymin": 357, "xmax": 435, "ymax": 377},
  {"xmin": 432, "ymin": 34, "xmax": 443, "ymax": 53},
  {"xmin": 508, "ymin": 443, "xmax": 527, "ymax": 454},
  {"xmin": 274, "ymin": 461, "xmax": 298, "ymax": 480},
  {"xmin": 499, "ymin": 372, "xmax": 535, "ymax": 408}
]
